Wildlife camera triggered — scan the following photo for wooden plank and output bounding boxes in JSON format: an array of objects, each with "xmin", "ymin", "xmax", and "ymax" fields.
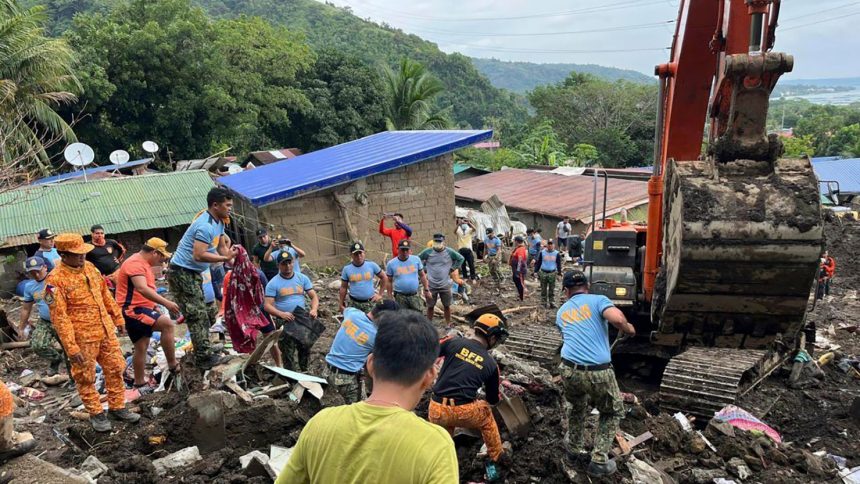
[
  {"xmin": 611, "ymin": 431, "xmax": 653, "ymax": 457},
  {"xmin": 615, "ymin": 432, "xmax": 632, "ymax": 455},
  {"xmin": 224, "ymin": 380, "xmax": 254, "ymax": 404},
  {"xmin": 0, "ymin": 341, "xmax": 30, "ymax": 350},
  {"xmin": 243, "ymin": 328, "xmax": 283, "ymax": 370}
]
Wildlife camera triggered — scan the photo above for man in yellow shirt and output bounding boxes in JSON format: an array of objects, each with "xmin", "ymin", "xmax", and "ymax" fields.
[{"xmin": 276, "ymin": 311, "xmax": 458, "ymax": 484}]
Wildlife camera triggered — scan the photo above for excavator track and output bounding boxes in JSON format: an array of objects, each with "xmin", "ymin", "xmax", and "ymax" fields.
[
  {"xmin": 659, "ymin": 347, "xmax": 768, "ymax": 418},
  {"xmin": 502, "ymin": 327, "xmax": 563, "ymax": 368}
]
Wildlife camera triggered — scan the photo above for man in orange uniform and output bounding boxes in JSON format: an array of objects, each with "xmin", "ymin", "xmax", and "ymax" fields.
[
  {"xmin": 46, "ymin": 233, "xmax": 140, "ymax": 433},
  {"xmin": 0, "ymin": 379, "xmax": 36, "ymax": 465}
]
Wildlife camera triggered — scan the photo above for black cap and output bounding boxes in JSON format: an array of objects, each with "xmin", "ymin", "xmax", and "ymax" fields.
[
  {"xmin": 398, "ymin": 239, "xmax": 412, "ymax": 250},
  {"xmin": 433, "ymin": 233, "xmax": 445, "ymax": 242},
  {"xmin": 37, "ymin": 228, "xmax": 55, "ymax": 240},
  {"xmin": 256, "ymin": 228, "xmax": 268, "ymax": 236},
  {"xmin": 350, "ymin": 241, "xmax": 365, "ymax": 254},
  {"xmin": 563, "ymin": 270, "xmax": 589, "ymax": 288},
  {"xmin": 486, "ymin": 227, "xmax": 494, "ymax": 234},
  {"xmin": 277, "ymin": 251, "xmax": 294, "ymax": 264},
  {"xmin": 371, "ymin": 299, "xmax": 400, "ymax": 316},
  {"xmin": 514, "ymin": 235, "xmax": 524, "ymax": 243},
  {"xmin": 527, "ymin": 228, "xmax": 534, "ymax": 234}
]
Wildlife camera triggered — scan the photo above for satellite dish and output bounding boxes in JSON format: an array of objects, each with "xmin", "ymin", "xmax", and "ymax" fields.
[
  {"xmin": 63, "ymin": 143, "xmax": 95, "ymax": 167},
  {"xmin": 142, "ymin": 141, "xmax": 159, "ymax": 154},
  {"xmin": 109, "ymin": 150, "xmax": 130, "ymax": 165}
]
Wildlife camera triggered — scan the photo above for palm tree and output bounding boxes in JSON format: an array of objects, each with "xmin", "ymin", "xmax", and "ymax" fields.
[
  {"xmin": 381, "ymin": 58, "xmax": 451, "ymax": 130},
  {"xmin": 0, "ymin": 0, "xmax": 80, "ymax": 175}
]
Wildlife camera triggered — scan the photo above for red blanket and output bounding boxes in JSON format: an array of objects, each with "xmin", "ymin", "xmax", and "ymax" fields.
[{"xmin": 223, "ymin": 246, "xmax": 270, "ymax": 353}]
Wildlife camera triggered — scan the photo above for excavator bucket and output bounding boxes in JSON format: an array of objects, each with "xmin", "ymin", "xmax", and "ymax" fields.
[{"xmin": 652, "ymin": 156, "xmax": 822, "ymax": 349}]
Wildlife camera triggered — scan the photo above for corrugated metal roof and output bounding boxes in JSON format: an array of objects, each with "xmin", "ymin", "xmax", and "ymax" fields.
[
  {"xmin": 248, "ymin": 148, "xmax": 302, "ymax": 165},
  {"xmin": 32, "ymin": 158, "xmax": 152, "ymax": 185},
  {"xmin": 220, "ymin": 130, "xmax": 493, "ymax": 207},
  {"xmin": 455, "ymin": 169, "xmax": 649, "ymax": 221},
  {"xmin": 0, "ymin": 171, "xmax": 215, "ymax": 248},
  {"xmin": 453, "ymin": 163, "xmax": 489, "ymax": 175},
  {"xmin": 813, "ymin": 157, "xmax": 860, "ymax": 194}
]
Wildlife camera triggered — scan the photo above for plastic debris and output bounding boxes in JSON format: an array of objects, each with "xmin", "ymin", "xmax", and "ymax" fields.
[
  {"xmin": 713, "ymin": 405, "xmax": 781, "ymax": 443},
  {"xmin": 673, "ymin": 412, "xmax": 692, "ymax": 432},
  {"xmin": 19, "ymin": 387, "xmax": 46, "ymax": 401},
  {"xmin": 240, "ymin": 450, "xmax": 269, "ymax": 469},
  {"xmin": 268, "ymin": 445, "xmax": 294, "ymax": 477},
  {"xmin": 152, "ymin": 446, "xmax": 202, "ymax": 476}
]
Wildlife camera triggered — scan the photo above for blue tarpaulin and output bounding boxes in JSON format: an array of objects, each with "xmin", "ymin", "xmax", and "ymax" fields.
[{"xmin": 219, "ymin": 130, "xmax": 492, "ymax": 207}]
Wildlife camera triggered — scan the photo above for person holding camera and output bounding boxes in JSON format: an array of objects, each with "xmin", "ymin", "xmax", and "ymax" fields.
[
  {"xmin": 379, "ymin": 212, "xmax": 413, "ymax": 258},
  {"xmin": 264, "ymin": 235, "xmax": 306, "ymax": 275}
]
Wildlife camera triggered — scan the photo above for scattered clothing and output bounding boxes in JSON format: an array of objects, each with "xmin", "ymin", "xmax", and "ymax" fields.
[{"xmin": 276, "ymin": 402, "xmax": 458, "ymax": 484}]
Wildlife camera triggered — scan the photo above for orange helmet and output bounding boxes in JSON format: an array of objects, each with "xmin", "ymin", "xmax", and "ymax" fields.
[{"xmin": 474, "ymin": 313, "xmax": 509, "ymax": 347}]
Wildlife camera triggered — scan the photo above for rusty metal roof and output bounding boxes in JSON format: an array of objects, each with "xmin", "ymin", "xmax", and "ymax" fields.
[{"xmin": 454, "ymin": 169, "xmax": 649, "ymax": 221}]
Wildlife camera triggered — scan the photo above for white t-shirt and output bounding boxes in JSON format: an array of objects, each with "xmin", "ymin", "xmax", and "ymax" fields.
[{"xmin": 557, "ymin": 221, "xmax": 572, "ymax": 239}]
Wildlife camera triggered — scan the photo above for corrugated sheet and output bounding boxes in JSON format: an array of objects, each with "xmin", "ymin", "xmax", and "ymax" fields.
[
  {"xmin": 0, "ymin": 171, "xmax": 215, "ymax": 248},
  {"xmin": 813, "ymin": 157, "xmax": 860, "ymax": 194},
  {"xmin": 219, "ymin": 130, "xmax": 493, "ymax": 207},
  {"xmin": 455, "ymin": 169, "xmax": 648, "ymax": 221},
  {"xmin": 32, "ymin": 158, "xmax": 152, "ymax": 185}
]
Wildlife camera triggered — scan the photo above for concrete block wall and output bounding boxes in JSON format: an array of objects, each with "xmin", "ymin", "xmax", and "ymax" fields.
[{"xmin": 258, "ymin": 154, "xmax": 456, "ymax": 268}]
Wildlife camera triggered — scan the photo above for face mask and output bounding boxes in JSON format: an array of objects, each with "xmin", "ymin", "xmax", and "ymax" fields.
[
  {"xmin": 821, "ymin": 258, "xmax": 826, "ymax": 263},
  {"xmin": 460, "ymin": 224, "xmax": 468, "ymax": 232}
]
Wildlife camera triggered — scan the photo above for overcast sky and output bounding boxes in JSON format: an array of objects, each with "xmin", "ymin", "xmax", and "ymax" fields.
[{"xmin": 324, "ymin": 0, "xmax": 860, "ymax": 79}]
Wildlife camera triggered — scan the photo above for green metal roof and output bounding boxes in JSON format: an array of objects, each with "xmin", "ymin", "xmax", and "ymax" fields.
[
  {"xmin": 453, "ymin": 163, "xmax": 488, "ymax": 175},
  {"xmin": 0, "ymin": 171, "xmax": 215, "ymax": 248}
]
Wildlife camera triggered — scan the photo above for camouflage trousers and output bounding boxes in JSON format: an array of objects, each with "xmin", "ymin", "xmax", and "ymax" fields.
[
  {"xmin": 559, "ymin": 364, "xmax": 624, "ymax": 464},
  {"xmin": 394, "ymin": 292, "xmax": 424, "ymax": 312},
  {"xmin": 274, "ymin": 317, "xmax": 311, "ymax": 372},
  {"xmin": 324, "ymin": 366, "xmax": 362, "ymax": 404},
  {"xmin": 348, "ymin": 298, "xmax": 376, "ymax": 314},
  {"xmin": 486, "ymin": 255, "xmax": 502, "ymax": 282},
  {"xmin": 539, "ymin": 271, "xmax": 557, "ymax": 304},
  {"xmin": 167, "ymin": 268, "xmax": 213, "ymax": 364},
  {"xmin": 32, "ymin": 319, "xmax": 69, "ymax": 371}
]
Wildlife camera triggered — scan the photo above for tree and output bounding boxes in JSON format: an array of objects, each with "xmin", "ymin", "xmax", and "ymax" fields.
[
  {"xmin": 65, "ymin": 0, "xmax": 314, "ymax": 160},
  {"xmin": 829, "ymin": 124, "xmax": 860, "ymax": 158},
  {"xmin": 528, "ymin": 73, "xmax": 657, "ymax": 167},
  {"xmin": 1, "ymin": 0, "xmax": 79, "ymax": 174},
  {"xmin": 569, "ymin": 143, "xmax": 599, "ymax": 166},
  {"xmin": 381, "ymin": 58, "xmax": 451, "ymax": 131},
  {"xmin": 513, "ymin": 119, "xmax": 568, "ymax": 166},
  {"xmin": 782, "ymin": 135, "xmax": 815, "ymax": 158}
]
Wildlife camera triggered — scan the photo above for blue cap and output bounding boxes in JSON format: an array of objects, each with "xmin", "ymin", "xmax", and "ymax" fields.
[{"xmin": 25, "ymin": 256, "xmax": 47, "ymax": 271}]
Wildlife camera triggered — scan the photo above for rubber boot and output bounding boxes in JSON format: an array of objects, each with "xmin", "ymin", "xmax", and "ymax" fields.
[{"xmin": 586, "ymin": 459, "xmax": 617, "ymax": 477}]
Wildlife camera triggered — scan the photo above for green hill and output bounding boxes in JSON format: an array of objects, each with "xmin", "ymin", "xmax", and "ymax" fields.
[{"xmin": 471, "ymin": 58, "xmax": 654, "ymax": 93}]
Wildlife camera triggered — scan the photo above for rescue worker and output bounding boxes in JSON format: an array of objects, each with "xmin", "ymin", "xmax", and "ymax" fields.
[
  {"xmin": 418, "ymin": 234, "xmax": 465, "ymax": 327},
  {"xmin": 536, "ymin": 239, "xmax": 563, "ymax": 309},
  {"xmin": 0, "ymin": 380, "xmax": 36, "ymax": 465},
  {"xmin": 168, "ymin": 187, "xmax": 237, "ymax": 369},
  {"xmin": 817, "ymin": 250, "xmax": 836, "ymax": 300},
  {"xmin": 338, "ymin": 242, "xmax": 389, "ymax": 314},
  {"xmin": 456, "ymin": 218, "xmax": 477, "ymax": 281},
  {"xmin": 483, "ymin": 228, "xmax": 503, "ymax": 283},
  {"xmin": 46, "ymin": 233, "xmax": 140, "ymax": 432},
  {"xmin": 556, "ymin": 270, "xmax": 635, "ymax": 477},
  {"xmin": 429, "ymin": 313, "xmax": 509, "ymax": 481},
  {"xmin": 34, "ymin": 228, "xmax": 60, "ymax": 271},
  {"xmin": 115, "ymin": 238, "xmax": 180, "ymax": 394},
  {"xmin": 509, "ymin": 236, "xmax": 528, "ymax": 301},
  {"xmin": 264, "ymin": 251, "xmax": 320, "ymax": 371},
  {"xmin": 527, "ymin": 228, "xmax": 543, "ymax": 277},
  {"xmin": 324, "ymin": 300, "xmax": 400, "ymax": 403},
  {"xmin": 385, "ymin": 239, "xmax": 430, "ymax": 312},
  {"xmin": 18, "ymin": 257, "xmax": 70, "ymax": 375}
]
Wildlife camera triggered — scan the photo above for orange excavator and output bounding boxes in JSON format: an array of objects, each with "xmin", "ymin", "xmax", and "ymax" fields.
[{"xmin": 581, "ymin": 0, "xmax": 823, "ymax": 417}]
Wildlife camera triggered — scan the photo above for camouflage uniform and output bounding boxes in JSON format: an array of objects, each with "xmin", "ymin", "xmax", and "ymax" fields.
[
  {"xmin": 347, "ymin": 298, "xmax": 376, "ymax": 314},
  {"xmin": 30, "ymin": 318, "xmax": 69, "ymax": 372},
  {"xmin": 539, "ymin": 271, "xmax": 557, "ymax": 305},
  {"xmin": 394, "ymin": 292, "xmax": 424, "ymax": 312},
  {"xmin": 559, "ymin": 365, "xmax": 624, "ymax": 464},
  {"xmin": 274, "ymin": 317, "xmax": 311, "ymax": 372},
  {"xmin": 323, "ymin": 366, "xmax": 362, "ymax": 404},
  {"xmin": 167, "ymin": 268, "xmax": 213, "ymax": 364},
  {"xmin": 486, "ymin": 254, "xmax": 501, "ymax": 282}
]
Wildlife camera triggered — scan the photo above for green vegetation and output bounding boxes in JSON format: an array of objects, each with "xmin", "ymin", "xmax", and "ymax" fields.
[
  {"xmin": 382, "ymin": 58, "xmax": 450, "ymax": 131},
  {"xmin": 1, "ymin": 0, "xmax": 79, "ymax": 174},
  {"xmin": 768, "ymin": 99, "xmax": 860, "ymax": 158},
  {"xmin": 471, "ymin": 58, "xmax": 653, "ymax": 94}
]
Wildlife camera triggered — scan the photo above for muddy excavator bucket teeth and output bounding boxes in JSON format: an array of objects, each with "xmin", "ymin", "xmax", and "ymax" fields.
[{"xmin": 653, "ymin": 156, "xmax": 822, "ymax": 348}]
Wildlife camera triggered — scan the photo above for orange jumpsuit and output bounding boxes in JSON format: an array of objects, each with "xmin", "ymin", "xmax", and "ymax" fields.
[
  {"xmin": 46, "ymin": 261, "xmax": 127, "ymax": 415},
  {"xmin": 1, "ymin": 380, "xmax": 15, "ymax": 449}
]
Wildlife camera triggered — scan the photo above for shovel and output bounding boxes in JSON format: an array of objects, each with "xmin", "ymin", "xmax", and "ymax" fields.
[{"xmin": 496, "ymin": 393, "xmax": 531, "ymax": 437}]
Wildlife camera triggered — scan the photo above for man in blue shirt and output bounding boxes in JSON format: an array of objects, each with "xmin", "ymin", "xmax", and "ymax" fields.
[
  {"xmin": 555, "ymin": 270, "xmax": 635, "ymax": 478},
  {"xmin": 263, "ymin": 236, "xmax": 307, "ymax": 275},
  {"xmin": 339, "ymin": 242, "xmax": 389, "ymax": 314},
  {"xmin": 265, "ymin": 251, "xmax": 319, "ymax": 371},
  {"xmin": 18, "ymin": 257, "xmax": 69, "ymax": 375},
  {"xmin": 536, "ymin": 239, "xmax": 563, "ymax": 309},
  {"xmin": 385, "ymin": 240, "xmax": 430, "ymax": 312},
  {"xmin": 482, "ymin": 228, "xmax": 503, "ymax": 283},
  {"xmin": 324, "ymin": 300, "xmax": 400, "ymax": 403},
  {"xmin": 168, "ymin": 187, "xmax": 237, "ymax": 369},
  {"xmin": 34, "ymin": 229, "xmax": 60, "ymax": 272}
]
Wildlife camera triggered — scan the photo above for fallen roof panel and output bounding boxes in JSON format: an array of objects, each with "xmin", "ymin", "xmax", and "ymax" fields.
[
  {"xmin": 219, "ymin": 130, "xmax": 492, "ymax": 207},
  {"xmin": 31, "ymin": 158, "xmax": 152, "ymax": 185}
]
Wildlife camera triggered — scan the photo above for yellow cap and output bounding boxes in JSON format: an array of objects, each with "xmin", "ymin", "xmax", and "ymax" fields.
[{"xmin": 145, "ymin": 237, "xmax": 172, "ymax": 257}]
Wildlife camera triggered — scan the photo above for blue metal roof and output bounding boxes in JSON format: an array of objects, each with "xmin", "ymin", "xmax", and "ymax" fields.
[
  {"xmin": 32, "ymin": 158, "xmax": 152, "ymax": 185},
  {"xmin": 219, "ymin": 130, "xmax": 493, "ymax": 207},
  {"xmin": 813, "ymin": 157, "xmax": 860, "ymax": 194}
]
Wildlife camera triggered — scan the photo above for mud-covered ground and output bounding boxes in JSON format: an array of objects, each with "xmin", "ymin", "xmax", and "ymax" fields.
[{"xmin": 1, "ymin": 218, "xmax": 858, "ymax": 483}]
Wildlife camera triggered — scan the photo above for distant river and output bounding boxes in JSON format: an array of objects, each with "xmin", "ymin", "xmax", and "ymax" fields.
[{"xmin": 775, "ymin": 88, "xmax": 860, "ymax": 105}]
